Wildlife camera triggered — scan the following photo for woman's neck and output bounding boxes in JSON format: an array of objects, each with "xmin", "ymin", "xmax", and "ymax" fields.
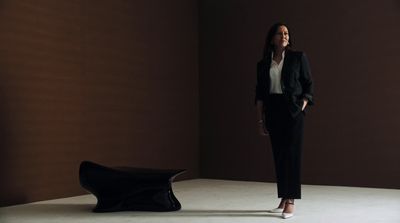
[
  {"xmin": 274, "ymin": 47, "xmax": 285, "ymax": 57},
  {"xmin": 272, "ymin": 47, "xmax": 285, "ymax": 63}
]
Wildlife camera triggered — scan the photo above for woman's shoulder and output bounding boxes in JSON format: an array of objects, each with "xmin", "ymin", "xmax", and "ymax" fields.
[
  {"xmin": 287, "ymin": 49, "xmax": 306, "ymax": 57},
  {"xmin": 257, "ymin": 56, "xmax": 269, "ymax": 66}
]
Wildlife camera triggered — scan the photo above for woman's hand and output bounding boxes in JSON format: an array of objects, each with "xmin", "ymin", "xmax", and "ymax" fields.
[
  {"xmin": 256, "ymin": 101, "xmax": 268, "ymax": 135},
  {"xmin": 302, "ymin": 99, "xmax": 308, "ymax": 111},
  {"xmin": 258, "ymin": 121, "xmax": 269, "ymax": 136}
]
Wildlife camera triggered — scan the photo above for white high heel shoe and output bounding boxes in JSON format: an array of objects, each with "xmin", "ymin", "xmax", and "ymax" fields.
[
  {"xmin": 282, "ymin": 212, "xmax": 294, "ymax": 219},
  {"xmin": 281, "ymin": 201, "xmax": 295, "ymax": 219},
  {"xmin": 269, "ymin": 199, "xmax": 288, "ymax": 213},
  {"xmin": 268, "ymin": 208, "xmax": 284, "ymax": 213}
]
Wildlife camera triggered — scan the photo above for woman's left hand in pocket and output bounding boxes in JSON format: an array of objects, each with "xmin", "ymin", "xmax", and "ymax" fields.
[{"xmin": 302, "ymin": 99, "xmax": 308, "ymax": 111}]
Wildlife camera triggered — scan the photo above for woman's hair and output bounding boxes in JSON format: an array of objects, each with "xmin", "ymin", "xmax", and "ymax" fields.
[{"xmin": 263, "ymin": 22, "xmax": 293, "ymax": 58}]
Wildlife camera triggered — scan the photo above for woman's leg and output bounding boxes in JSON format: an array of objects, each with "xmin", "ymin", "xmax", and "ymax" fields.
[
  {"xmin": 270, "ymin": 114, "xmax": 303, "ymax": 199},
  {"xmin": 283, "ymin": 198, "xmax": 295, "ymax": 212},
  {"xmin": 282, "ymin": 198, "xmax": 295, "ymax": 219},
  {"xmin": 284, "ymin": 113, "xmax": 304, "ymax": 199},
  {"xmin": 278, "ymin": 198, "xmax": 287, "ymax": 209}
]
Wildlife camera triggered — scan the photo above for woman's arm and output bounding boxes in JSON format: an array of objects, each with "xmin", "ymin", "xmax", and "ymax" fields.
[
  {"xmin": 299, "ymin": 53, "xmax": 314, "ymax": 106},
  {"xmin": 256, "ymin": 100, "xmax": 264, "ymax": 121},
  {"xmin": 256, "ymin": 100, "xmax": 268, "ymax": 135}
]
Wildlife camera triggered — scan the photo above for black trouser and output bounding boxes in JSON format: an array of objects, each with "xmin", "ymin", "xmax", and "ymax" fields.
[{"xmin": 264, "ymin": 94, "xmax": 304, "ymax": 199}]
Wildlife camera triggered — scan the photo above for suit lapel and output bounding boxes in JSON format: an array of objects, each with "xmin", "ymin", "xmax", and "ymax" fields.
[{"xmin": 281, "ymin": 49, "xmax": 292, "ymax": 80}]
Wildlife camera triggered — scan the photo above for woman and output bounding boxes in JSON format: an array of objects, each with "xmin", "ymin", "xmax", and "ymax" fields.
[{"xmin": 255, "ymin": 22, "xmax": 314, "ymax": 219}]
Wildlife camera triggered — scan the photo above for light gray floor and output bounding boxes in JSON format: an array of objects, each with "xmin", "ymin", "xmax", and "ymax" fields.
[{"xmin": 0, "ymin": 179, "xmax": 399, "ymax": 223}]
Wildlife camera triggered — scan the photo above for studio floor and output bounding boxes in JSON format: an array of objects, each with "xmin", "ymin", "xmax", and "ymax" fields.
[{"xmin": 0, "ymin": 179, "xmax": 399, "ymax": 223}]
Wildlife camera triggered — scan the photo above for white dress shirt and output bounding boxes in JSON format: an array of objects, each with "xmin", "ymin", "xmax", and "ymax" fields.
[{"xmin": 269, "ymin": 51, "xmax": 285, "ymax": 94}]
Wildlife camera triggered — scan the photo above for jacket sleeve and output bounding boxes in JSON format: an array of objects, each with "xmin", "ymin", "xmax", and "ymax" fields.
[
  {"xmin": 299, "ymin": 53, "xmax": 314, "ymax": 105},
  {"xmin": 255, "ymin": 61, "xmax": 264, "ymax": 105}
]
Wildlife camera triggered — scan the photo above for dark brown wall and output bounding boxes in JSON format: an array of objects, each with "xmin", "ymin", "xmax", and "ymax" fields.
[
  {"xmin": 199, "ymin": 0, "xmax": 400, "ymax": 189},
  {"xmin": 0, "ymin": 0, "xmax": 199, "ymax": 206},
  {"xmin": 1, "ymin": 0, "xmax": 399, "ymax": 208}
]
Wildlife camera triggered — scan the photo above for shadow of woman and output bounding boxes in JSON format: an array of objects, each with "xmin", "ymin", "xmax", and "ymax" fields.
[
  {"xmin": 1, "ymin": 203, "xmax": 282, "ymax": 220},
  {"xmin": 168, "ymin": 209, "xmax": 282, "ymax": 218}
]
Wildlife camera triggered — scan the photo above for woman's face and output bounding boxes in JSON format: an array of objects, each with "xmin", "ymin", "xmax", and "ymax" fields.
[{"xmin": 272, "ymin": 25, "xmax": 289, "ymax": 49}]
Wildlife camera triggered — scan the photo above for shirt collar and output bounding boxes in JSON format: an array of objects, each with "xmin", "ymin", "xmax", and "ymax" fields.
[
  {"xmin": 271, "ymin": 50, "xmax": 285, "ymax": 66},
  {"xmin": 271, "ymin": 50, "xmax": 285, "ymax": 60}
]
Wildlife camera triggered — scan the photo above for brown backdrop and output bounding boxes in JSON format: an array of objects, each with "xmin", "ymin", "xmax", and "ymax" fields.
[
  {"xmin": 0, "ymin": 0, "xmax": 199, "ymax": 206},
  {"xmin": 199, "ymin": 0, "xmax": 400, "ymax": 189}
]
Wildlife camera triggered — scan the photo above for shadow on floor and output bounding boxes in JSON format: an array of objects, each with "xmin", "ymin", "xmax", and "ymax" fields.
[
  {"xmin": 171, "ymin": 209, "xmax": 281, "ymax": 218},
  {"xmin": 1, "ymin": 203, "xmax": 282, "ymax": 218},
  {"xmin": 0, "ymin": 204, "xmax": 93, "ymax": 215}
]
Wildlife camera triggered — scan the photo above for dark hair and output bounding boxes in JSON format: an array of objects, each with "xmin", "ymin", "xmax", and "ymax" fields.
[{"xmin": 263, "ymin": 22, "xmax": 293, "ymax": 58}]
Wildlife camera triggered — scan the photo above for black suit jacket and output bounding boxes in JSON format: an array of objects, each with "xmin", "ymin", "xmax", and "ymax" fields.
[{"xmin": 255, "ymin": 49, "xmax": 314, "ymax": 118}]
